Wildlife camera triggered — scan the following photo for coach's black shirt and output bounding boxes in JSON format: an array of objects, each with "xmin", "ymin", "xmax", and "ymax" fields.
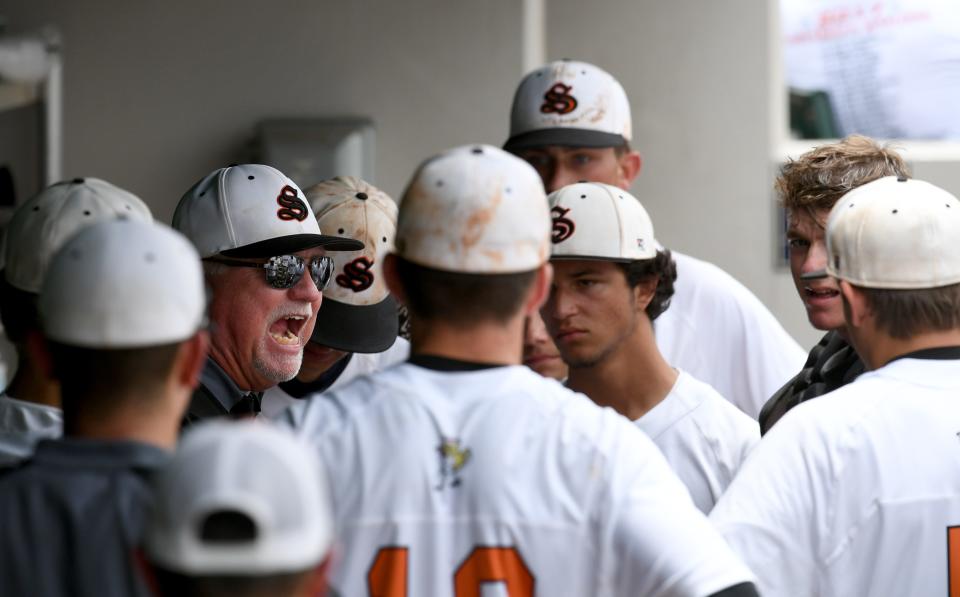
[
  {"xmin": 0, "ymin": 437, "xmax": 167, "ymax": 597},
  {"xmin": 183, "ymin": 357, "xmax": 262, "ymax": 426}
]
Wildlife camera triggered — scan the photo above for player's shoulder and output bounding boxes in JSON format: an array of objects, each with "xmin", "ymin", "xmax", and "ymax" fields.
[
  {"xmin": 676, "ymin": 371, "xmax": 756, "ymax": 425},
  {"xmin": 283, "ymin": 363, "xmax": 409, "ymax": 433},
  {"xmin": 672, "ymin": 371, "xmax": 759, "ymax": 447}
]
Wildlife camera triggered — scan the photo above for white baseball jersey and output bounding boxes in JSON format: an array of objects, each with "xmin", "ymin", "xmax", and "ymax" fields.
[
  {"xmin": 285, "ymin": 360, "xmax": 754, "ymax": 596},
  {"xmin": 657, "ymin": 252, "xmax": 806, "ymax": 418},
  {"xmin": 710, "ymin": 353, "xmax": 960, "ymax": 596},
  {"xmin": 261, "ymin": 337, "xmax": 410, "ymax": 419},
  {"xmin": 0, "ymin": 394, "xmax": 62, "ymax": 467},
  {"xmin": 634, "ymin": 370, "xmax": 758, "ymax": 513}
]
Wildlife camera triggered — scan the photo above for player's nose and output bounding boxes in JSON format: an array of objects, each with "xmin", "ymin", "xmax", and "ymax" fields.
[
  {"xmin": 803, "ymin": 240, "xmax": 829, "ymax": 277},
  {"xmin": 546, "ymin": 165, "xmax": 579, "ymax": 194}
]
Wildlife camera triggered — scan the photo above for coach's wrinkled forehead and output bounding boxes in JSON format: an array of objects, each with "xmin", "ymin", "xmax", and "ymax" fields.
[{"xmin": 395, "ymin": 144, "xmax": 550, "ymax": 274}]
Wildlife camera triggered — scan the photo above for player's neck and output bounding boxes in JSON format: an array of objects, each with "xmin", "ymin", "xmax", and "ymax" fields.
[
  {"xmin": 409, "ymin": 316, "xmax": 524, "ymax": 366},
  {"xmin": 7, "ymin": 355, "xmax": 60, "ymax": 408},
  {"xmin": 857, "ymin": 328, "xmax": 960, "ymax": 370},
  {"xmin": 566, "ymin": 321, "xmax": 678, "ymax": 421},
  {"xmin": 63, "ymin": 391, "xmax": 182, "ymax": 451}
]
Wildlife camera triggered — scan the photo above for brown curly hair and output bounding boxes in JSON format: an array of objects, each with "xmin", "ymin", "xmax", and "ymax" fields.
[
  {"xmin": 776, "ymin": 135, "xmax": 910, "ymax": 215},
  {"xmin": 617, "ymin": 249, "xmax": 676, "ymax": 321}
]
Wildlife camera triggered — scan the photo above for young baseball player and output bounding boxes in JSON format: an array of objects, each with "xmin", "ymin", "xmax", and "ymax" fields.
[
  {"xmin": 711, "ymin": 176, "xmax": 960, "ymax": 596},
  {"xmin": 544, "ymin": 182, "xmax": 758, "ymax": 513},
  {"xmin": 0, "ymin": 178, "xmax": 152, "ymax": 465},
  {"xmin": 172, "ymin": 165, "xmax": 362, "ymax": 423},
  {"xmin": 759, "ymin": 135, "xmax": 910, "ymax": 434},
  {"xmin": 142, "ymin": 420, "xmax": 334, "ymax": 597},
  {"xmin": 284, "ymin": 144, "xmax": 758, "ymax": 596},
  {"xmin": 506, "ymin": 59, "xmax": 805, "ymax": 416},
  {"xmin": 261, "ymin": 176, "xmax": 409, "ymax": 418},
  {"xmin": 0, "ymin": 219, "xmax": 207, "ymax": 597}
]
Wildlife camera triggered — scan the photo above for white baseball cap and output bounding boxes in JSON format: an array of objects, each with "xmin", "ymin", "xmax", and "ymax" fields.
[
  {"xmin": 4, "ymin": 177, "xmax": 152, "ymax": 293},
  {"xmin": 504, "ymin": 60, "xmax": 632, "ymax": 151},
  {"xmin": 305, "ymin": 176, "xmax": 399, "ymax": 353},
  {"xmin": 548, "ymin": 182, "xmax": 658, "ymax": 262},
  {"xmin": 38, "ymin": 219, "xmax": 205, "ymax": 348},
  {"xmin": 396, "ymin": 144, "xmax": 550, "ymax": 274},
  {"xmin": 823, "ymin": 176, "xmax": 960, "ymax": 289},
  {"xmin": 144, "ymin": 420, "xmax": 334, "ymax": 576},
  {"xmin": 173, "ymin": 164, "xmax": 363, "ymax": 259}
]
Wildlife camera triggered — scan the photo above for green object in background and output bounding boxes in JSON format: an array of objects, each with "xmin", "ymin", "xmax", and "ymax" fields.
[{"xmin": 789, "ymin": 89, "xmax": 840, "ymax": 139}]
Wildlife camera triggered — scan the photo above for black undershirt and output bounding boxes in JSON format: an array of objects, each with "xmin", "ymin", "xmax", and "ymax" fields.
[
  {"xmin": 408, "ymin": 354, "xmax": 506, "ymax": 372},
  {"xmin": 887, "ymin": 345, "xmax": 960, "ymax": 365},
  {"xmin": 278, "ymin": 353, "xmax": 354, "ymax": 398}
]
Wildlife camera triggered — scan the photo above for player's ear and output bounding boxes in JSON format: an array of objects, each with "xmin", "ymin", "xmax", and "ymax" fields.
[
  {"xmin": 631, "ymin": 275, "xmax": 658, "ymax": 313},
  {"xmin": 839, "ymin": 280, "xmax": 869, "ymax": 328},
  {"xmin": 383, "ymin": 253, "xmax": 408, "ymax": 307},
  {"xmin": 176, "ymin": 330, "xmax": 210, "ymax": 389},
  {"xmin": 616, "ymin": 149, "xmax": 642, "ymax": 187},
  {"xmin": 296, "ymin": 557, "xmax": 332, "ymax": 597},
  {"xmin": 524, "ymin": 262, "xmax": 553, "ymax": 316}
]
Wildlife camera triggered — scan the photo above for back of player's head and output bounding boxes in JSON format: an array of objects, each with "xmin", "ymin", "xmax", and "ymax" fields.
[
  {"xmin": 548, "ymin": 182, "xmax": 676, "ymax": 319},
  {"xmin": 776, "ymin": 135, "xmax": 910, "ymax": 216},
  {"xmin": 392, "ymin": 144, "xmax": 551, "ymax": 325},
  {"xmin": 38, "ymin": 219, "xmax": 206, "ymax": 412},
  {"xmin": 825, "ymin": 176, "xmax": 960, "ymax": 338},
  {"xmin": 0, "ymin": 178, "xmax": 152, "ymax": 343},
  {"xmin": 304, "ymin": 176, "xmax": 399, "ymax": 353},
  {"xmin": 144, "ymin": 420, "xmax": 333, "ymax": 597},
  {"xmin": 504, "ymin": 60, "xmax": 631, "ymax": 152}
]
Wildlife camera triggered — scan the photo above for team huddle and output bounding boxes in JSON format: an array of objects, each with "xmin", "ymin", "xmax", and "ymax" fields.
[{"xmin": 0, "ymin": 59, "xmax": 957, "ymax": 597}]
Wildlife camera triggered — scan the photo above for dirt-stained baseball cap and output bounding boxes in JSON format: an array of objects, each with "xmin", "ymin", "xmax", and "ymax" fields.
[
  {"xmin": 821, "ymin": 176, "xmax": 960, "ymax": 289},
  {"xmin": 305, "ymin": 176, "xmax": 399, "ymax": 353},
  {"xmin": 548, "ymin": 182, "xmax": 658, "ymax": 262},
  {"xmin": 395, "ymin": 144, "xmax": 551, "ymax": 274},
  {"xmin": 4, "ymin": 177, "xmax": 152, "ymax": 293},
  {"xmin": 504, "ymin": 60, "xmax": 632, "ymax": 151},
  {"xmin": 173, "ymin": 164, "xmax": 363, "ymax": 259},
  {"xmin": 39, "ymin": 219, "xmax": 205, "ymax": 348},
  {"xmin": 144, "ymin": 420, "xmax": 334, "ymax": 576}
]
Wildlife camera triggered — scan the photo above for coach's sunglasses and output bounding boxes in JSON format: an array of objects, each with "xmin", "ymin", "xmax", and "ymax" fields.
[{"xmin": 204, "ymin": 254, "xmax": 335, "ymax": 291}]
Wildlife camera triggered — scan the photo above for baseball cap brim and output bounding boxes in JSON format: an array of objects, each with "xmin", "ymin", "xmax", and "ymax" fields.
[
  {"xmin": 311, "ymin": 295, "xmax": 399, "ymax": 353},
  {"xmin": 221, "ymin": 234, "xmax": 363, "ymax": 258},
  {"xmin": 504, "ymin": 128, "xmax": 627, "ymax": 151}
]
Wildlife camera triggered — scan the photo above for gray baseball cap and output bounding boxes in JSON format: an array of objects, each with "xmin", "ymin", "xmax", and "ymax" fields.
[{"xmin": 173, "ymin": 164, "xmax": 363, "ymax": 259}]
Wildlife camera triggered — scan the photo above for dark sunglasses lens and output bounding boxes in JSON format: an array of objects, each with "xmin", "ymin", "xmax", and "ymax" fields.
[
  {"xmin": 310, "ymin": 256, "xmax": 335, "ymax": 290},
  {"xmin": 264, "ymin": 255, "xmax": 306, "ymax": 289}
]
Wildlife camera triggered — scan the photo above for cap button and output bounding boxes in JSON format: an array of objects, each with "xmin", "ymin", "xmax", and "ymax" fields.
[
  {"xmin": 355, "ymin": 192, "xmax": 368, "ymax": 200},
  {"xmin": 72, "ymin": 178, "xmax": 85, "ymax": 184},
  {"xmin": 471, "ymin": 147, "xmax": 484, "ymax": 155},
  {"xmin": 897, "ymin": 176, "xmax": 908, "ymax": 182}
]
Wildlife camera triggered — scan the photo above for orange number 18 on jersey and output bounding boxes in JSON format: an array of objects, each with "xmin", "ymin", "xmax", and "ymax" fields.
[{"xmin": 368, "ymin": 545, "xmax": 534, "ymax": 597}]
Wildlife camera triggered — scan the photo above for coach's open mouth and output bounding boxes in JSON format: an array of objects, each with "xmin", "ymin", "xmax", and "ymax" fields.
[{"xmin": 269, "ymin": 315, "xmax": 307, "ymax": 346}]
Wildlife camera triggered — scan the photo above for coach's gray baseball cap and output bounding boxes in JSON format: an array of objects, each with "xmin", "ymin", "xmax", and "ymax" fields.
[
  {"xmin": 173, "ymin": 164, "xmax": 363, "ymax": 259},
  {"xmin": 4, "ymin": 178, "xmax": 152, "ymax": 293},
  {"xmin": 505, "ymin": 60, "xmax": 632, "ymax": 151}
]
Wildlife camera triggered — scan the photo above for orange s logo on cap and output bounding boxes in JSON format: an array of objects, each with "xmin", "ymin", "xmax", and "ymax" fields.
[
  {"xmin": 540, "ymin": 83, "xmax": 578, "ymax": 115},
  {"xmin": 551, "ymin": 206, "xmax": 575, "ymax": 243},
  {"xmin": 276, "ymin": 185, "xmax": 309, "ymax": 222},
  {"xmin": 336, "ymin": 256, "xmax": 374, "ymax": 292}
]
